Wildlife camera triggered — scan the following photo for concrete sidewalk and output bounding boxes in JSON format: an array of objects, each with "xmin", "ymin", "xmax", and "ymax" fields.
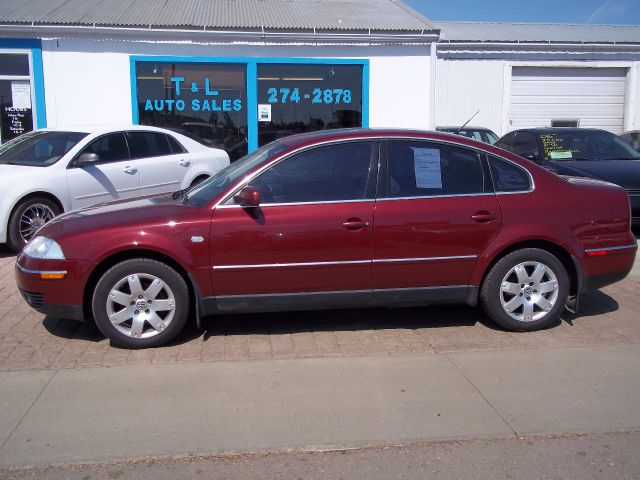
[{"xmin": 1, "ymin": 343, "xmax": 639, "ymax": 468}]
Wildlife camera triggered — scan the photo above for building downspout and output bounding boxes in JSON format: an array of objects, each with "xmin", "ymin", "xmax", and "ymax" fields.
[{"xmin": 429, "ymin": 41, "xmax": 437, "ymax": 130}]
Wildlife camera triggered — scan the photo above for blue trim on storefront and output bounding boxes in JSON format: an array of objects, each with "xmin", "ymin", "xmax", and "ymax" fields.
[
  {"xmin": 129, "ymin": 56, "xmax": 140, "ymax": 124},
  {"xmin": 129, "ymin": 56, "xmax": 370, "ymax": 152},
  {"xmin": 0, "ymin": 38, "xmax": 47, "ymax": 128},
  {"xmin": 246, "ymin": 62, "xmax": 258, "ymax": 152}
]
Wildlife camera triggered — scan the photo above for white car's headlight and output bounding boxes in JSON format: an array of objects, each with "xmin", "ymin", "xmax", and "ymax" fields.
[{"xmin": 23, "ymin": 236, "xmax": 66, "ymax": 260}]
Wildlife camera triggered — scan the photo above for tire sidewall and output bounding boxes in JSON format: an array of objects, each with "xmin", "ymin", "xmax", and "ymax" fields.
[
  {"xmin": 7, "ymin": 197, "xmax": 61, "ymax": 252},
  {"xmin": 92, "ymin": 259, "xmax": 189, "ymax": 348},
  {"xmin": 481, "ymin": 248, "xmax": 569, "ymax": 331}
]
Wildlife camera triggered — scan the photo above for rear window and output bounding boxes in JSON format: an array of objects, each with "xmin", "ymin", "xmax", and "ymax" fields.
[
  {"xmin": 488, "ymin": 156, "xmax": 532, "ymax": 192},
  {"xmin": 166, "ymin": 134, "xmax": 187, "ymax": 154},
  {"xmin": 127, "ymin": 131, "xmax": 173, "ymax": 159},
  {"xmin": 539, "ymin": 130, "xmax": 640, "ymax": 161}
]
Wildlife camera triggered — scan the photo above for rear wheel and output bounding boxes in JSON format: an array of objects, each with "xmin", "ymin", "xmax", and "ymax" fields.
[
  {"xmin": 190, "ymin": 175, "xmax": 209, "ymax": 188},
  {"xmin": 7, "ymin": 196, "xmax": 61, "ymax": 252},
  {"xmin": 92, "ymin": 258, "xmax": 189, "ymax": 348},
  {"xmin": 480, "ymin": 248, "xmax": 569, "ymax": 331}
]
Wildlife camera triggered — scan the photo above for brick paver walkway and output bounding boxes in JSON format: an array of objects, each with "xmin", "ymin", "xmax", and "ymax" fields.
[{"xmin": 1, "ymin": 247, "xmax": 639, "ymax": 371}]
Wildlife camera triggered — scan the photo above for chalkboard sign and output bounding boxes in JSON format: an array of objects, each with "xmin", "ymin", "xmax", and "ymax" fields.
[{"xmin": 1, "ymin": 106, "xmax": 33, "ymax": 143}]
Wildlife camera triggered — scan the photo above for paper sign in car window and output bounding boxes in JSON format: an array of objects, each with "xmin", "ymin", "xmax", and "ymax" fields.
[
  {"xmin": 412, "ymin": 147, "xmax": 442, "ymax": 189},
  {"xmin": 549, "ymin": 151, "xmax": 573, "ymax": 160}
]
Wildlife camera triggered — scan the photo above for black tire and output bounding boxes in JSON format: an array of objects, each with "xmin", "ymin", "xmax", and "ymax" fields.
[
  {"xmin": 92, "ymin": 258, "xmax": 190, "ymax": 348},
  {"xmin": 7, "ymin": 196, "xmax": 61, "ymax": 252},
  {"xmin": 480, "ymin": 248, "xmax": 569, "ymax": 331}
]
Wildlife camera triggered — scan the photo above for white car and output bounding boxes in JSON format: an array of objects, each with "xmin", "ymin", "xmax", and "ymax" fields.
[{"xmin": 0, "ymin": 125, "xmax": 230, "ymax": 251}]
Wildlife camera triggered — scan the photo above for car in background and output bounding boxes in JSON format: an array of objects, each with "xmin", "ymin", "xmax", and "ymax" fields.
[
  {"xmin": 496, "ymin": 128, "xmax": 640, "ymax": 225},
  {"xmin": 436, "ymin": 126, "xmax": 499, "ymax": 145},
  {"xmin": 620, "ymin": 130, "xmax": 640, "ymax": 152},
  {"xmin": 0, "ymin": 125, "xmax": 229, "ymax": 251},
  {"xmin": 15, "ymin": 129, "xmax": 636, "ymax": 348}
]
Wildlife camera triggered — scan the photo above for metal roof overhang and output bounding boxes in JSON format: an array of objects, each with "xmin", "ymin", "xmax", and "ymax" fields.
[
  {"xmin": 437, "ymin": 40, "xmax": 640, "ymax": 59},
  {"xmin": 0, "ymin": 22, "xmax": 440, "ymax": 45}
]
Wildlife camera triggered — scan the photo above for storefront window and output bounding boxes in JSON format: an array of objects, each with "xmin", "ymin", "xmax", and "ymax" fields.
[
  {"xmin": 257, "ymin": 64, "xmax": 363, "ymax": 147},
  {"xmin": 0, "ymin": 53, "xmax": 34, "ymax": 144},
  {"xmin": 136, "ymin": 62, "xmax": 248, "ymax": 160}
]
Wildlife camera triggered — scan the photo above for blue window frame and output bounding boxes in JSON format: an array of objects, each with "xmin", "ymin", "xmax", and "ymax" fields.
[{"xmin": 130, "ymin": 56, "xmax": 369, "ymax": 156}]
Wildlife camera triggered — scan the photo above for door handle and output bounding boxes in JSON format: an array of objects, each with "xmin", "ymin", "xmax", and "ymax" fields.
[
  {"xmin": 341, "ymin": 218, "xmax": 370, "ymax": 230},
  {"xmin": 123, "ymin": 165, "xmax": 137, "ymax": 174},
  {"xmin": 471, "ymin": 211, "xmax": 497, "ymax": 222},
  {"xmin": 179, "ymin": 159, "xmax": 190, "ymax": 166}
]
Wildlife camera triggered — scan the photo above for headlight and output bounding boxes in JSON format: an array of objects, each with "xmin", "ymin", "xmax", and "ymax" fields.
[{"xmin": 23, "ymin": 236, "xmax": 66, "ymax": 260}]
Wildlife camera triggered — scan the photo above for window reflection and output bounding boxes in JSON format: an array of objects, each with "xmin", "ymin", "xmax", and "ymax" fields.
[
  {"xmin": 136, "ymin": 62, "xmax": 248, "ymax": 160},
  {"xmin": 257, "ymin": 64, "xmax": 363, "ymax": 147}
]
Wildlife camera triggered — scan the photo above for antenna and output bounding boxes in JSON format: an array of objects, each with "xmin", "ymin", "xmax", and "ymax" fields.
[{"xmin": 455, "ymin": 110, "xmax": 480, "ymax": 134}]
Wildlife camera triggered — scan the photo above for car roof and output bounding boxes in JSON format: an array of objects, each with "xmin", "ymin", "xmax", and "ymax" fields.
[
  {"xmin": 437, "ymin": 126, "xmax": 494, "ymax": 131},
  {"xmin": 275, "ymin": 128, "xmax": 474, "ymax": 148},
  {"xmin": 508, "ymin": 127, "xmax": 609, "ymax": 135},
  {"xmin": 40, "ymin": 125, "xmax": 182, "ymax": 135}
]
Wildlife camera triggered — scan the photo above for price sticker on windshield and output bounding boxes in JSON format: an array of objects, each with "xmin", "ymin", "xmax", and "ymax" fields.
[{"xmin": 549, "ymin": 151, "xmax": 573, "ymax": 160}]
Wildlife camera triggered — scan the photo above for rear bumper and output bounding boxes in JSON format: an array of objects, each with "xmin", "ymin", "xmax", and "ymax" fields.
[{"xmin": 579, "ymin": 243, "xmax": 637, "ymax": 293}]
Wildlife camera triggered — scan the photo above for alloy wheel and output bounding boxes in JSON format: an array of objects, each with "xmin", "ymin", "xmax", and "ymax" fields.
[
  {"xmin": 499, "ymin": 261, "xmax": 559, "ymax": 323},
  {"xmin": 106, "ymin": 273, "xmax": 177, "ymax": 339},
  {"xmin": 19, "ymin": 203, "xmax": 56, "ymax": 243}
]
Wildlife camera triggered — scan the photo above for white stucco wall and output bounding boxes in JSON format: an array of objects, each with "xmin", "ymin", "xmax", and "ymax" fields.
[
  {"xmin": 41, "ymin": 38, "xmax": 432, "ymax": 131},
  {"xmin": 368, "ymin": 54, "xmax": 431, "ymax": 129}
]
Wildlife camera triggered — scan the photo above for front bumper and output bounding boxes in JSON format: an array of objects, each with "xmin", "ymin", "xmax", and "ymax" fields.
[{"xmin": 14, "ymin": 254, "xmax": 95, "ymax": 321}]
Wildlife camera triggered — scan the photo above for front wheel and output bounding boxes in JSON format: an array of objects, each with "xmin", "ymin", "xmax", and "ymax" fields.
[
  {"xmin": 480, "ymin": 248, "xmax": 569, "ymax": 331},
  {"xmin": 7, "ymin": 196, "xmax": 61, "ymax": 252},
  {"xmin": 92, "ymin": 258, "xmax": 190, "ymax": 348}
]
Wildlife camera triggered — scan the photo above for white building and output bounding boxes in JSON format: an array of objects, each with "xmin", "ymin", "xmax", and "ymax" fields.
[
  {"xmin": 0, "ymin": 1, "xmax": 639, "ymax": 153},
  {"xmin": 435, "ymin": 22, "xmax": 640, "ymax": 135}
]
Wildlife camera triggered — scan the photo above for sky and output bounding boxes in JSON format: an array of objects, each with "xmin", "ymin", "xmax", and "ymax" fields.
[{"xmin": 402, "ymin": 0, "xmax": 640, "ymax": 24}]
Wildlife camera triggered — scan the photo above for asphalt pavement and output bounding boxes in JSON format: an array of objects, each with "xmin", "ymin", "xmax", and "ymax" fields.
[{"xmin": 2, "ymin": 431, "xmax": 639, "ymax": 480}]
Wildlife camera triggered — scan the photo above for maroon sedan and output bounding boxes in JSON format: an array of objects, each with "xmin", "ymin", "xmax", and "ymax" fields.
[{"xmin": 15, "ymin": 129, "xmax": 637, "ymax": 348}]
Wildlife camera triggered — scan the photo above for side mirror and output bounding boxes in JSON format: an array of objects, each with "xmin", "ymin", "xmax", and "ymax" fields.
[
  {"xmin": 234, "ymin": 186, "xmax": 261, "ymax": 207},
  {"xmin": 75, "ymin": 152, "xmax": 100, "ymax": 167}
]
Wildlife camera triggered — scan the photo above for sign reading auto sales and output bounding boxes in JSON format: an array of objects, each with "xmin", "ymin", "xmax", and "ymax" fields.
[{"xmin": 143, "ymin": 76, "xmax": 243, "ymax": 113}]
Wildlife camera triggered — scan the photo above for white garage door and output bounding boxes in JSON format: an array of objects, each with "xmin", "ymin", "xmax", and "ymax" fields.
[{"xmin": 510, "ymin": 67, "xmax": 627, "ymax": 133}]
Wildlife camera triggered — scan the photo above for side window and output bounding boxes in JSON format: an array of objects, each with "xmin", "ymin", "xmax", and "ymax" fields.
[
  {"xmin": 495, "ymin": 132, "xmax": 516, "ymax": 152},
  {"xmin": 79, "ymin": 132, "xmax": 129, "ymax": 163},
  {"xmin": 166, "ymin": 134, "xmax": 187, "ymax": 154},
  {"xmin": 385, "ymin": 141, "xmax": 485, "ymax": 198},
  {"xmin": 127, "ymin": 132, "xmax": 173, "ymax": 159},
  {"xmin": 245, "ymin": 141, "xmax": 374, "ymax": 204},
  {"xmin": 488, "ymin": 156, "xmax": 531, "ymax": 192},
  {"xmin": 511, "ymin": 132, "xmax": 539, "ymax": 159}
]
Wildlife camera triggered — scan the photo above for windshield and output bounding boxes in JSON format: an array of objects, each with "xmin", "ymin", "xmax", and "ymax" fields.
[
  {"xmin": 186, "ymin": 141, "xmax": 289, "ymax": 207},
  {"xmin": 539, "ymin": 130, "xmax": 640, "ymax": 161},
  {"xmin": 0, "ymin": 131, "xmax": 88, "ymax": 166}
]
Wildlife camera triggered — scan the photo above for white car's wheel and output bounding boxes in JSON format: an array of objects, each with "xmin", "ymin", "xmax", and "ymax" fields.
[{"xmin": 7, "ymin": 197, "xmax": 61, "ymax": 252}]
